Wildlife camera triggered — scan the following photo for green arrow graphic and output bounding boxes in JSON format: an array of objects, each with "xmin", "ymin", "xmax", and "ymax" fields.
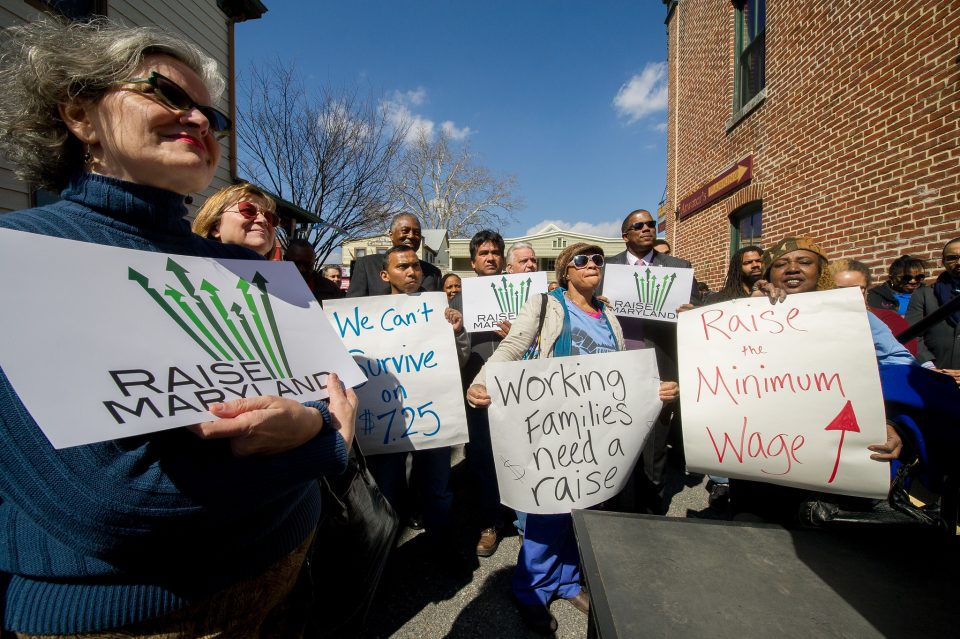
[
  {"xmin": 168, "ymin": 260, "xmax": 242, "ymax": 360},
  {"xmin": 231, "ymin": 302, "xmax": 277, "ymax": 378},
  {"xmin": 164, "ymin": 286, "xmax": 231, "ymax": 360},
  {"xmin": 491, "ymin": 281, "xmax": 505, "ymax": 313},
  {"xmin": 200, "ymin": 279, "xmax": 253, "ymax": 359},
  {"xmin": 129, "ymin": 268, "xmax": 220, "ymax": 361},
  {"xmin": 237, "ymin": 278, "xmax": 283, "ymax": 378},
  {"xmin": 658, "ymin": 273, "xmax": 677, "ymax": 312},
  {"xmin": 251, "ymin": 272, "xmax": 291, "ymax": 378}
]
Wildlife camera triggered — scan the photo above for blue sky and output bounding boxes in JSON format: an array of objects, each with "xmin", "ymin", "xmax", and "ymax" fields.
[{"xmin": 235, "ymin": 1, "xmax": 670, "ymax": 239}]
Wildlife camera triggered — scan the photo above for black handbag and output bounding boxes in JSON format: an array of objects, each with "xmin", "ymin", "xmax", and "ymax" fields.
[{"xmin": 306, "ymin": 442, "xmax": 399, "ymax": 638}]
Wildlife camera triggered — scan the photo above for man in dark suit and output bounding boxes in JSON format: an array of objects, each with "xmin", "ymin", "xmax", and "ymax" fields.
[
  {"xmin": 601, "ymin": 208, "xmax": 700, "ymax": 514},
  {"xmin": 346, "ymin": 213, "xmax": 442, "ymax": 297},
  {"xmin": 449, "ymin": 230, "xmax": 509, "ymax": 557}
]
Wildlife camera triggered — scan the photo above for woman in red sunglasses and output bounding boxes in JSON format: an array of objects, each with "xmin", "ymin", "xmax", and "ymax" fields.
[{"xmin": 192, "ymin": 182, "xmax": 279, "ymax": 258}]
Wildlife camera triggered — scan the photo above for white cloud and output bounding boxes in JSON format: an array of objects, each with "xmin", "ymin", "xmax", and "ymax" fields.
[
  {"xmin": 653, "ymin": 120, "xmax": 668, "ymax": 133},
  {"xmin": 526, "ymin": 218, "xmax": 623, "ymax": 238},
  {"xmin": 404, "ymin": 87, "xmax": 427, "ymax": 105},
  {"xmin": 441, "ymin": 120, "xmax": 472, "ymax": 140},
  {"xmin": 381, "ymin": 88, "xmax": 472, "ymax": 145},
  {"xmin": 613, "ymin": 62, "xmax": 668, "ymax": 123}
]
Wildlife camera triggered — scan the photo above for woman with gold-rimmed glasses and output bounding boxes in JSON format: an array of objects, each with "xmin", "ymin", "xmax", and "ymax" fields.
[{"xmin": 193, "ymin": 182, "xmax": 279, "ymax": 258}]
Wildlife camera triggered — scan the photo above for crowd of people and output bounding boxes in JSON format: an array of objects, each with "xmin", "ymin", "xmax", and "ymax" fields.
[{"xmin": 0, "ymin": 16, "xmax": 956, "ymax": 639}]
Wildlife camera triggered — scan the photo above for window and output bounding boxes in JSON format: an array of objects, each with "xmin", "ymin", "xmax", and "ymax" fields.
[
  {"xmin": 355, "ymin": 248, "xmax": 366, "ymax": 258},
  {"xmin": 376, "ymin": 247, "xmax": 387, "ymax": 255},
  {"xmin": 733, "ymin": 0, "xmax": 765, "ymax": 113},
  {"xmin": 730, "ymin": 203, "xmax": 762, "ymax": 252},
  {"xmin": 552, "ymin": 237, "xmax": 567, "ymax": 249}
]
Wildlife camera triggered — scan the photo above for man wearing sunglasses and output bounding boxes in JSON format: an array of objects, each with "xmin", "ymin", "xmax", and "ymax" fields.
[
  {"xmin": 347, "ymin": 213, "xmax": 442, "ymax": 297},
  {"xmin": 601, "ymin": 209, "xmax": 701, "ymax": 515},
  {"xmin": 906, "ymin": 237, "xmax": 960, "ymax": 381}
]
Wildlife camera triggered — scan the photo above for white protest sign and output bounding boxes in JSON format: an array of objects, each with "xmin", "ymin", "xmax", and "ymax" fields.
[
  {"xmin": 0, "ymin": 228, "xmax": 365, "ymax": 449},
  {"xmin": 603, "ymin": 263, "xmax": 694, "ymax": 323},
  {"xmin": 323, "ymin": 292, "xmax": 469, "ymax": 455},
  {"xmin": 678, "ymin": 288, "xmax": 889, "ymax": 498},
  {"xmin": 486, "ymin": 349, "xmax": 662, "ymax": 514},
  {"xmin": 461, "ymin": 272, "xmax": 549, "ymax": 333}
]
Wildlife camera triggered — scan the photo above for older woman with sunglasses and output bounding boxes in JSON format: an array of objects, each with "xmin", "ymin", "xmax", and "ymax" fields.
[
  {"xmin": 0, "ymin": 18, "xmax": 355, "ymax": 636},
  {"xmin": 467, "ymin": 242, "xmax": 678, "ymax": 634},
  {"xmin": 193, "ymin": 182, "xmax": 279, "ymax": 258}
]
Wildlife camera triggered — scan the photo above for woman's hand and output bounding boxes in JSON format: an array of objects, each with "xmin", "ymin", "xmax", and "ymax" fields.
[
  {"xmin": 658, "ymin": 381, "xmax": 679, "ymax": 403},
  {"xmin": 324, "ymin": 373, "xmax": 358, "ymax": 450},
  {"xmin": 190, "ymin": 372, "xmax": 357, "ymax": 456},
  {"xmin": 934, "ymin": 368, "xmax": 960, "ymax": 385},
  {"xmin": 467, "ymin": 383, "xmax": 491, "ymax": 407},
  {"xmin": 676, "ymin": 303, "xmax": 695, "ymax": 313},
  {"xmin": 867, "ymin": 422, "xmax": 903, "ymax": 462},
  {"xmin": 750, "ymin": 279, "xmax": 787, "ymax": 304},
  {"xmin": 495, "ymin": 319, "xmax": 512, "ymax": 338},
  {"xmin": 445, "ymin": 307, "xmax": 465, "ymax": 334}
]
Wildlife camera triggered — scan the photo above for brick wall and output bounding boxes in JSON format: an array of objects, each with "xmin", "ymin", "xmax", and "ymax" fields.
[{"xmin": 664, "ymin": 0, "xmax": 960, "ymax": 289}]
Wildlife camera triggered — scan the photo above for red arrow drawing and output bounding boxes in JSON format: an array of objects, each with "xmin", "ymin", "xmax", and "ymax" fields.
[{"xmin": 825, "ymin": 400, "xmax": 860, "ymax": 483}]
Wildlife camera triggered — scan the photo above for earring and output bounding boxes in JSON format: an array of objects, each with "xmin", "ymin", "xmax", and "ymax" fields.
[
  {"xmin": 184, "ymin": 195, "xmax": 194, "ymax": 205},
  {"xmin": 82, "ymin": 147, "xmax": 93, "ymax": 164}
]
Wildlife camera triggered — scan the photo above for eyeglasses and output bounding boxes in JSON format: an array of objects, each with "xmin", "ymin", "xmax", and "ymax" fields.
[
  {"xmin": 117, "ymin": 71, "xmax": 232, "ymax": 138},
  {"xmin": 234, "ymin": 201, "xmax": 279, "ymax": 227},
  {"xmin": 570, "ymin": 254, "xmax": 604, "ymax": 269},
  {"xmin": 944, "ymin": 254, "xmax": 960, "ymax": 264},
  {"xmin": 626, "ymin": 220, "xmax": 657, "ymax": 231},
  {"xmin": 901, "ymin": 274, "xmax": 927, "ymax": 283}
]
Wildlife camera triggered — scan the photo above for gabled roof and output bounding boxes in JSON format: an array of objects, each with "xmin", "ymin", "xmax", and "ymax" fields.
[{"xmin": 421, "ymin": 229, "xmax": 448, "ymax": 252}]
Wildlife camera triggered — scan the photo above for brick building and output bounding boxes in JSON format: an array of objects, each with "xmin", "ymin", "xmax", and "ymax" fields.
[{"xmin": 660, "ymin": 0, "xmax": 959, "ymax": 289}]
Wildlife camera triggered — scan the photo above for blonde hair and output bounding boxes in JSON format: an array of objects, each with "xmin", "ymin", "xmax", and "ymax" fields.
[{"xmin": 192, "ymin": 182, "xmax": 276, "ymax": 239}]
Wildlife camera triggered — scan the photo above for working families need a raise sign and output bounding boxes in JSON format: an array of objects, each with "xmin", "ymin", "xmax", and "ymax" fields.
[
  {"xmin": 0, "ymin": 228, "xmax": 365, "ymax": 449},
  {"xmin": 461, "ymin": 272, "xmax": 548, "ymax": 333},
  {"xmin": 603, "ymin": 263, "xmax": 693, "ymax": 323},
  {"xmin": 678, "ymin": 288, "xmax": 889, "ymax": 498},
  {"xmin": 486, "ymin": 349, "xmax": 662, "ymax": 514},
  {"xmin": 324, "ymin": 293, "xmax": 468, "ymax": 455}
]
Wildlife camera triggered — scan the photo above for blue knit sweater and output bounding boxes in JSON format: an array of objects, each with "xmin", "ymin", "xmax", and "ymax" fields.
[{"xmin": 0, "ymin": 173, "xmax": 348, "ymax": 634}]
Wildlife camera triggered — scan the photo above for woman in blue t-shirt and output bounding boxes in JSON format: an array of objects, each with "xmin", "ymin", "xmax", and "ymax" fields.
[{"xmin": 467, "ymin": 242, "xmax": 678, "ymax": 634}]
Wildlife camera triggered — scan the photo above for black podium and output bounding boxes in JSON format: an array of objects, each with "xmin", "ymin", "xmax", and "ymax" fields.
[{"xmin": 572, "ymin": 510, "xmax": 955, "ymax": 638}]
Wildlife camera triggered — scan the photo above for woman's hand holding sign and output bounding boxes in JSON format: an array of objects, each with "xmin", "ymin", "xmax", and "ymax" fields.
[
  {"xmin": 658, "ymin": 381, "xmax": 679, "ymax": 403},
  {"xmin": 191, "ymin": 372, "xmax": 357, "ymax": 456},
  {"xmin": 867, "ymin": 422, "xmax": 903, "ymax": 462},
  {"xmin": 467, "ymin": 383, "xmax": 491, "ymax": 408}
]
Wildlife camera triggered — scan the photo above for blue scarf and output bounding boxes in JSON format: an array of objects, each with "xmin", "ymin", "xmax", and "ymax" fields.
[{"xmin": 549, "ymin": 287, "xmax": 617, "ymax": 357}]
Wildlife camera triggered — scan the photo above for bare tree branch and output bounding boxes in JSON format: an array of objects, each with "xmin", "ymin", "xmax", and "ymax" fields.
[
  {"xmin": 236, "ymin": 59, "xmax": 407, "ymax": 265},
  {"xmin": 391, "ymin": 129, "xmax": 522, "ymax": 238}
]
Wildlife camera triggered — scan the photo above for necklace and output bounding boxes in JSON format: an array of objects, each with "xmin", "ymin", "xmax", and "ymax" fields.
[{"xmin": 564, "ymin": 291, "xmax": 596, "ymax": 314}]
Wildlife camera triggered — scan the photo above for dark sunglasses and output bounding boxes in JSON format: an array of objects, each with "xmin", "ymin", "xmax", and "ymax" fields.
[
  {"xmin": 944, "ymin": 254, "xmax": 959, "ymax": 264},
  {"xmin": 235, "ymin": 201, "xmax": 279, "ymax": 227},
  {"xmin": 626, "ymin": 220, "xmax": 657, "ymax": 231},
  {"xmin": 901, "ymin": 274, "xmax": 927, "ymax": 283},
  {"xmin": 570, "ymin": 254, "xmax": 604, "ymax": 269},
  {"xmin": 118, "ymin": 71, "xmax": 232, "ymax": 137}
]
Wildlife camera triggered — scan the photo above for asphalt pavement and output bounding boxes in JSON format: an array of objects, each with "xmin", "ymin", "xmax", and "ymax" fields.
[{"xmin": 362, "ymin": 446, "xmax": 718, "ymax": 638}]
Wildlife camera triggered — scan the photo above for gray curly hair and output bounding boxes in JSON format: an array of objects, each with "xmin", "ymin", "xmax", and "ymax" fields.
[{"xmin": 0, "ymin": 17, "xmax": 225, "ymax": 192}]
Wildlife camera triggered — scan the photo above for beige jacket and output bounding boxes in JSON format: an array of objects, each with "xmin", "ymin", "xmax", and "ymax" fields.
[{"xmin": 471, "ymin": 292, "xmax": 626, "ymax": 387}]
